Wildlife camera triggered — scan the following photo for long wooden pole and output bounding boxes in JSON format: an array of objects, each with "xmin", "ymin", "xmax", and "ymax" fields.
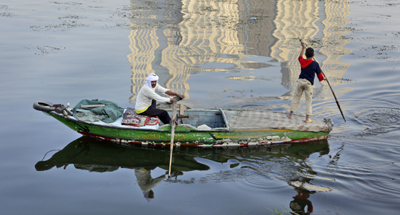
[
  {"xmin": 168, "ymin": 101, "xmax": 177, "ymax": 177},
  {"xmin": 313, "ymin": 58, "xmax": 346, "ymax": 122},
  {"xmin": 299, "ymin": 38, "xmax": 346, "ymax": 122}
]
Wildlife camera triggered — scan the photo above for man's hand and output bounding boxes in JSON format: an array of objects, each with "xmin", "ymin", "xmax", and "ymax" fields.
[
  {"xmin": 301, "ymin": 42, "xmax": 306, "ymax": 49},
  {"xmin": 321, "ymin": 80, "xmax": 327, "ymax": 87},
  {"xmin": 170, "ymin": 98, "xmax": 177, "ymax": 102},
  {"xmin": 177, "ymin": 94, "xmax": 185, "ymax": 99},
  {"xmin": 165, "ymin": 91, "xmax": 185, "ymax": 100}
]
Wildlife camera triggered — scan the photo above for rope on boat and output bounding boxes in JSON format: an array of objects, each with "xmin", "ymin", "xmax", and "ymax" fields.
[{"xmin": 41, "ymin": 149, "xmax": 60, "ymax": 161}]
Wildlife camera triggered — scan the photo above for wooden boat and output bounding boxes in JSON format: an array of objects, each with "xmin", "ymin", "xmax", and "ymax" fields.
[{"xmin": 33, "ymin": 101, "xmax": 333, "ymax": 147}]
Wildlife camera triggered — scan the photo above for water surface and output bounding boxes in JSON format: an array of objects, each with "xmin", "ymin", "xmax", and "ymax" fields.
[{"xmin": 1, "ymin": 0, "xmax": 400, "ymax": 214}]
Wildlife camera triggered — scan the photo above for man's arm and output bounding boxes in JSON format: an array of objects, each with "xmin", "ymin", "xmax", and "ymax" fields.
[
  {"xmin": 154, "ymin": 84, "xmax": 185, "ymax": 101},
  {"xmin": 317, "ymin": 71, "xmax": 325, "ymax": 82},
  {"xmin": 300, "ymin": 42, "xmax": 306, "ymax": 57},
  {"xmin": 165, "ymin": 90, "xmax": 185, "ymax": 100},
  {"xmin": 143, "ymin": 87, "xmax": 171, "ymax": 103}
]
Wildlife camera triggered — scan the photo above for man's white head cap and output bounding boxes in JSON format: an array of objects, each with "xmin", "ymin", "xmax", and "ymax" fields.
[{"xmin": 145, "ymin": 73, "xmax": 159, "ymax": 88}]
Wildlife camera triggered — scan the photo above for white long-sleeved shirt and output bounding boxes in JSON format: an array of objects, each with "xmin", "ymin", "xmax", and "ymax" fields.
[
  {"xmin": 135, "ymin": 83, "xmax": 170, "ymax": 113},
  {"xmin": 134, "ymin": 168, "xmax": 165, "ymax": 192}
]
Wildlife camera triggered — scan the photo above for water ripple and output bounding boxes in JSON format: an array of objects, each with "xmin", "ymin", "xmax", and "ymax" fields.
[{"xmin": 352, "ymin": 107, "xmax": 400, "ymax": 136}]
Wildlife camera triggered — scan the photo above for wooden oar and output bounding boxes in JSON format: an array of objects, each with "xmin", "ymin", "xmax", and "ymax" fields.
[
  {"xmin": 313, "ymin": 57, "xmax": 346, "ymax": 122},
  {"xmin": 299, "ymin": 38, "xmax": 346, "ymax": 122},
  {"xmin": 168, "ymin": 100, "xmax": 178, "ymax": 177}
]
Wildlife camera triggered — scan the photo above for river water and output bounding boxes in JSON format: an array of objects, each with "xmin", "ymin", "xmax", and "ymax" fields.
[{"xmin": 1, "ymin": 0, "xmax": 400, "ymax": 214}]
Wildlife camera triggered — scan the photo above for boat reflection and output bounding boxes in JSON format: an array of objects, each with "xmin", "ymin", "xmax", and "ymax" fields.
[
  {"xmin": 35, "ymin": 136, "xmax": 209, "ymax": 173},
  {"xmin": 36, "ymin": 136, "xmax": 330, "ymax": 204},
  {"xmin": 36, "ymin": 136, "xmax": 329, "ymax": 176}
]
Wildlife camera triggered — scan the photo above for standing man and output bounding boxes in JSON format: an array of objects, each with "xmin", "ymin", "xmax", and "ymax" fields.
[
  {"xmin": 288, "ymin": 42, "xmax": 325, "ymax": 123},
  {"xmin": 135, "ymin": 73, "xmax": 185, "ymax": 125}
]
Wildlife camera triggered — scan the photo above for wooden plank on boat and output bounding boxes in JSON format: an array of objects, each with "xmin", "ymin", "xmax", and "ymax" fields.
[
  {"xmin": 179, "ymin": 103, "xmax": 186, "ymax": 115},
  {"xmin": 81, "ymin": 104, "xmax": 105, "ymax": 108},
  {"xmin": 178, "ymin": 103, "xmax": 188, "ymax": 119},
  {"xmin": 222, "ymin": 110, "xmax": 333, "ymax": 132}
]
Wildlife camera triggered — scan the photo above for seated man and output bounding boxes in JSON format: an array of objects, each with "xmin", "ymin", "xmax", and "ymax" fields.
[{"xmin": 135, "ymin": 73, "xmax": 185, "ymax": 125}]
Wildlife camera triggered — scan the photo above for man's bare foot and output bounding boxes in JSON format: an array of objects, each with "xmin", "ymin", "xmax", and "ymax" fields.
[{"xmin": 304, "ymin": 115, "xmax": 311, "ymax": 123}]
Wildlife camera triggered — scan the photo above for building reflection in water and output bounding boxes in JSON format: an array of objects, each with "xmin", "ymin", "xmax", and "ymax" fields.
[
  {"xmin": 127, "ymin": 0, "xmax": 277, "ymax": 102},
  {"xmin": 127, "ymin": 0, "xmax": 351, "ymax": 108},
  {"xmin": 271, "ymin": 0, "xmax": 351, "ymax": 88}
]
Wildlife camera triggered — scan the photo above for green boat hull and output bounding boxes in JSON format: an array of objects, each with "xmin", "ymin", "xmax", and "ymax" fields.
[{"xmin": 48, "ymin": 112, "xmax": 330, "ymax": 147}]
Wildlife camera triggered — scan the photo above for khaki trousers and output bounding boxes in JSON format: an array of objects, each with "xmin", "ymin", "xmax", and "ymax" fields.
[{"xmin": 290, "ymin": 79, "xmax": 313, "ymax": 115}]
